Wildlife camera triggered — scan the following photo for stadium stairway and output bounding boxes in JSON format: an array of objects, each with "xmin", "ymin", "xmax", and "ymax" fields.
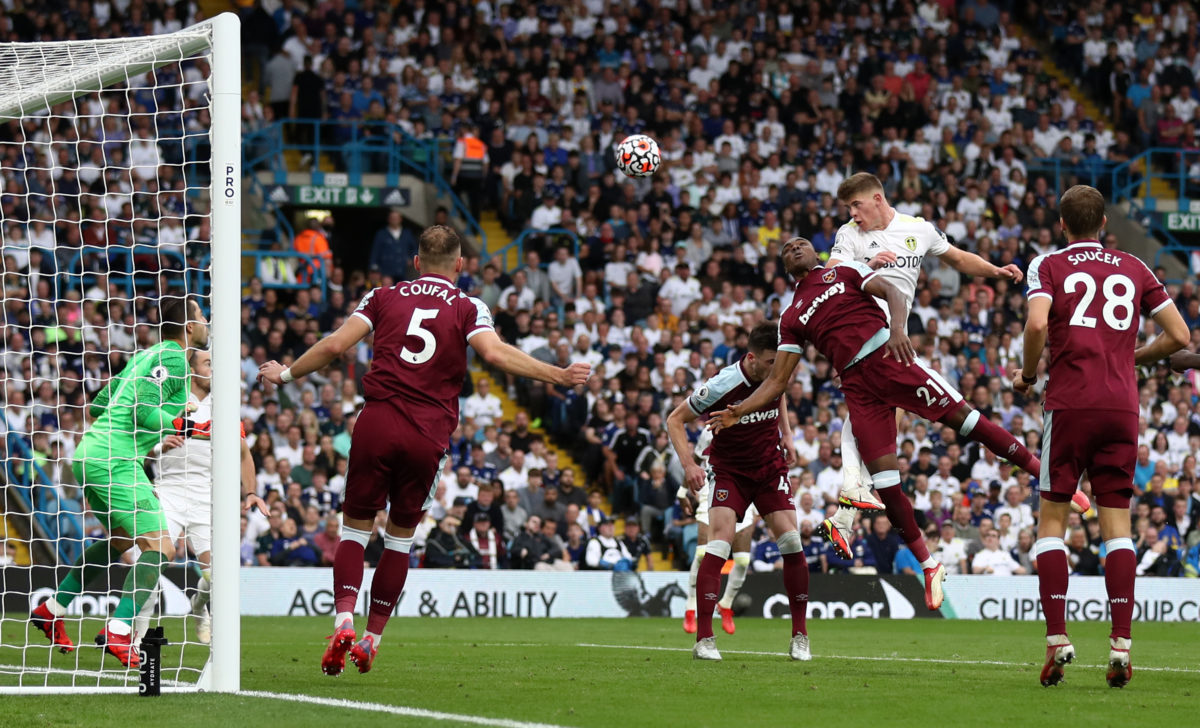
[
  {"xmin": 467, "ymin": 367, "xmax": 585, "ymax": 487},
  {"xmin": 0, "ymin": 516, "xmax": 31, "ymax": 566},
  {"xmin": 479, "ymin": 211, "xmax": 520, "ymax": 270},
  {"xmin": 1013, "ymin": 26, "xmax": 1160, "ymax": 198},
  {"xmin": 466, "ymin": 368, "xmax": 678, "ymax": 571}
]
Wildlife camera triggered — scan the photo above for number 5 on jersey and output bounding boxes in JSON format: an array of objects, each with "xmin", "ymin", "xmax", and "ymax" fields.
[{"xmin": 401, "ymin": 308, "xmax": 440, "ymax": 364}]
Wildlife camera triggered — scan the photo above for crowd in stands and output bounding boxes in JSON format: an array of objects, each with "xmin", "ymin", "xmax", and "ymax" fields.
[{"xmin": 2, "ymin": 1, "xmax": 1200, "ymax": 579}]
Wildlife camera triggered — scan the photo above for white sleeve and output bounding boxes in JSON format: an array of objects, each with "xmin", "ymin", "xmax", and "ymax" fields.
[
  {"xmin": 829, "ymin": 226, "xmax": 859, "ymax": 262},
  {"xmin": 464, "ymin": 296, "xmax": 495, "ymax": 341},
  {"xmin": 925, "ymin": 220, "xmax": 951, "ymax": 256}
]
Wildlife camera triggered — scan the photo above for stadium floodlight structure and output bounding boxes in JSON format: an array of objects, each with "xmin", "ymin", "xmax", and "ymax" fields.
[{"xmin": 0, "ymin": 14, "xmax": 241, "ymax": 693}]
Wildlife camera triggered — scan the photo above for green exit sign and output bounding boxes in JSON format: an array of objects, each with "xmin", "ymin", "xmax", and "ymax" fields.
[
  {"xmin": 267, "ymin": 185, "xmax": 410, "ymax": 208},
  {"xmin": 1165, "ymin": 212, "xmax": 1200, "ymax": 232}
]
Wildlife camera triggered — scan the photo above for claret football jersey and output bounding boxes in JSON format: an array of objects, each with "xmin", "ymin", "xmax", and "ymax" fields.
[
  {"xmin": 1026, "ymin": 241, "xmax": 1170, "ymax": 413},
  {"xmin": 352, "ymin": 275, "xmax": 494, "ymax": 442}
]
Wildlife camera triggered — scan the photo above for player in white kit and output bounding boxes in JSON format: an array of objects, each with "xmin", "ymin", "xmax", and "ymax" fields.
[
  {"xmin": 821, "ymin": 173, "xmax": 1022, "ymax": 545},
  {"xmin": 136, "ymin": 349, "xmax": 265, "ymax": 643},
  {"xmin": 678, "ymin": 427, "xmax": 760, "ymax": 635}
]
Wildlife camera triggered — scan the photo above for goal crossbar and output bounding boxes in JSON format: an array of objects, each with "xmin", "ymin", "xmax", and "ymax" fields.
[{"xmin": 0, "ymin": 21, "xmax": 215, "ymax": 119}]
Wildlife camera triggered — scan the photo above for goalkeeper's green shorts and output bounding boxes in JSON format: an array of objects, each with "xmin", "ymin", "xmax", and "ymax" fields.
[{"xmin": 73, "ymin": 458, "xmax": 167, "ymax": 537}]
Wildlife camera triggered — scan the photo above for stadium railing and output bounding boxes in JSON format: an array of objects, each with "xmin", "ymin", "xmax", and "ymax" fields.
[
  {"xmin": 1110, "ymin": 147, "xmax": 1200, "ymax": 277},
  {"xmin": 3, "ymin": 433, "xmax": 84, "ymax": 565},
  {"xmin": 493, "ymin": 228, "xmax": 581, "ymax": 272},
  {"xmin": 62, "ymin": 245, "xmax": 192, "ymax": 299},
  {"xmin": 242, "ymin": 119, "xmax": 485, "ymax": 252}
]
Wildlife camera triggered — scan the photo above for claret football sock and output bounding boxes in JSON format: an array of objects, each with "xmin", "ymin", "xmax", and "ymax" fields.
[
  {"xmin": 1104, "ymin": 538, "xmax": 1136, "ymax": 640},
  {"xmin": 1034, "ymin": 537, "xmax": 1070, "ymax": 636},
  {"xmin": 696, "ymin": 541, "xmax": 730, "ymax": 641},
  {"xmin": 874, "ymin": 471, "xmax": 932, "ymax": 562},
  {"xmin": 959, "ymin": 413, "xmax": 1039, "ymax": 474},
  {"xmin": 333, "ymin": 526, "xmax": 371, "ymax": 616},
  {"xmin": 365, "ymin": 534, "xmax": 413, "ymax": 638}
]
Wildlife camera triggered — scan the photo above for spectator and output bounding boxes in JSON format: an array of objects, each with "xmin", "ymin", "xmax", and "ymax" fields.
[
  {"xmin": 424, "ymin": 516, "xmax": 478, "ymax": 569},
  {"xmin": 269, "ymin": 518, "xmax": 321, "ymax": 566},
  {"xmin": 583, "ymin": 517, "xmax": 633, "ymax": 571},
  {"xmin": 973, "ymin": 531, "xmax": 1027, "ymax": 575},
  {"xmin": 369, "ymin": 210, "xmax": 417, "ymax": 282},
  {"xmin": 465, "ymin": 513, "xmax": 504, "ymax": 570},
  {"xmin": 499, "ymin": 489, "xmax": 529, "ymax": 543},
  {"xmin": 313, "ymin": 516, "xmax": 340, "ymax": 567},
  {"xmin": 621, "ymin": 520, "xmax": 654, "ymax": 571},
  {"xmin": 510, "ymin": 515, "xmax": 564, "ymax": 571}
]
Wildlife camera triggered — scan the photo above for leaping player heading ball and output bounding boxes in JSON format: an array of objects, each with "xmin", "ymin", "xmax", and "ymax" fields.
[
  {"xmin": 259, "ymin": 226, "xmax": 590, "ymax": 676},
  {"xmin": 711, "ymin": 237, "xmax": 1044, "ymax": 613},
  {"xmin": 823, "ymin": 173, "xmax": 1028, "ymax": 538}
]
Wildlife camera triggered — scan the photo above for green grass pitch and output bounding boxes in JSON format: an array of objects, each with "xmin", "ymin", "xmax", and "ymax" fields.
[{"xmin": 1, "ymin": 617, "xmax": 1197, "ymax": 727}]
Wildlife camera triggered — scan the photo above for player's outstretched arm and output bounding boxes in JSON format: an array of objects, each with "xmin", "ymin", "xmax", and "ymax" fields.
[
  {"xmin": 1014, "ymin": 296, "xmax": 1052, "ymax": 394},
  {"xmin": 260, "ymin": 316, "xmax": 372, "ymax": 385},
  {"xmin": 665, "ymin": 402, "xmax": 705, "ymax": 493},
  {"xmin": 242, "ymin": 439, "xmax": 268, "ymax": 515},
  {"xmin": 863, "ymin": 275, "xmax": 916, "ymax": 365},
  {"xmin": 1170, "ymin": 350, "xmax": 1200, "ymax": 372},
  {"xmin": 711, "ymin": 350, "xmax": 800, "ymax": 432},
  {"xmin": 470, "ymin": 330, "xmax": 591, "ymax": 386},
  {"xmin": 1134, "ymin": 302, "xmax": 1190, "ymax": 366},
  {"xmin": 778, "ymin": 395, "xmax": 797, "ymax": 467},
  {"xmin": 938, "ymin": 245, "xmax": 1022, "ymax": 284}
]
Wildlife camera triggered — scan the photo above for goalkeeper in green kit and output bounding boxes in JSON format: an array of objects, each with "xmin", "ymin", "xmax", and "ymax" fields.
[{"xmin": 31, "ymin": 296, "xmax": 209, "ymax": 668}]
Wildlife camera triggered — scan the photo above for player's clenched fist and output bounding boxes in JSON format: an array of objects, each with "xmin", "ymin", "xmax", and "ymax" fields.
[
  {"xmin": 996, "ymin": 263, "xmax": 1024, "ymax": 284},
  {"xmin": 257, "ymin": 360, "xmax": 286, "ymax": 386},
  {"xmin": 683, "ymin": 463, "xmax": 707, "ymax": 493},
  {"xmin": 558, "ymin": 361, "xmax": 591, "ymax": 387}
]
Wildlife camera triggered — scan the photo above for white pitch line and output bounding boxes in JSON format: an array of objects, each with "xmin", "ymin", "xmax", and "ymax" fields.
[
  {"xmin": 570, "ymin": 642, "xmax": 1200, "ymax": 674},
  {"xmin": 241, "ymin": 690, "xmax": 577, "ymax": 728},
  {"xmin": 0, "ymin": 662, "xmax": 194, "ymax": 687},
  {"xmin": 469, "ymin": 641, "xmax": 1200, "ymax": 674}
]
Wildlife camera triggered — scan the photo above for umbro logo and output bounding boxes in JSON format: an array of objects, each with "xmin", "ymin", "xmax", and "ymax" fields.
[{"xmin": 938, "ymin": 397, "xmax": 950, "ymax": 407}]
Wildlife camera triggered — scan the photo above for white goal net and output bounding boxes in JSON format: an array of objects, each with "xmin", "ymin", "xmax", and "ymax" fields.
[{"xmin": 0, "ymin": 14, "xmax": 241, "ymax": 693}]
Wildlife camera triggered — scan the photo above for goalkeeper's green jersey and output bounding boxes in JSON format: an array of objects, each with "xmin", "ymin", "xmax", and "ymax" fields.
[{"xmin": 77, "ymin": 340, "xmax": 191, "ymax": 466}]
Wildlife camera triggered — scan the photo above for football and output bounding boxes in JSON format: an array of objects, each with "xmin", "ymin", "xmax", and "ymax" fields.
[{"xmin": 614, "ymin": 134, "xmax": 661, "ymax": 177}]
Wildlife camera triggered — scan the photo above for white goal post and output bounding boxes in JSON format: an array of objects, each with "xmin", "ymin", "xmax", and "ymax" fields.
[{"xmin": 0, "ymin": 13, "xmax": 241, "ymax": 693}]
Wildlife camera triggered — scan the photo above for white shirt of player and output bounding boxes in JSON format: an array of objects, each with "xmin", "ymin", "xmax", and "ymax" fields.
[
  {"xmin": 157, "ymin": 392, "xmax": 211, "ymax": 498},
  {"xmin": 829, "ymin": 213, "xmax": 950, "ymax": 317}
]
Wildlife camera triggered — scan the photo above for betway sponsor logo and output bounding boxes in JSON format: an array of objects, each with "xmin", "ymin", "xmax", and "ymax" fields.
[
  {"xmin": 762, "ymin": 578, "xmax": 915, "ymax": 620},
  {"xmin": 798, "ymin": 282, "xmax": 845, "ymax": 324},
  {"xmin": 738, "ymin": 408, "xmax": 779, "ymax": 425}
]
